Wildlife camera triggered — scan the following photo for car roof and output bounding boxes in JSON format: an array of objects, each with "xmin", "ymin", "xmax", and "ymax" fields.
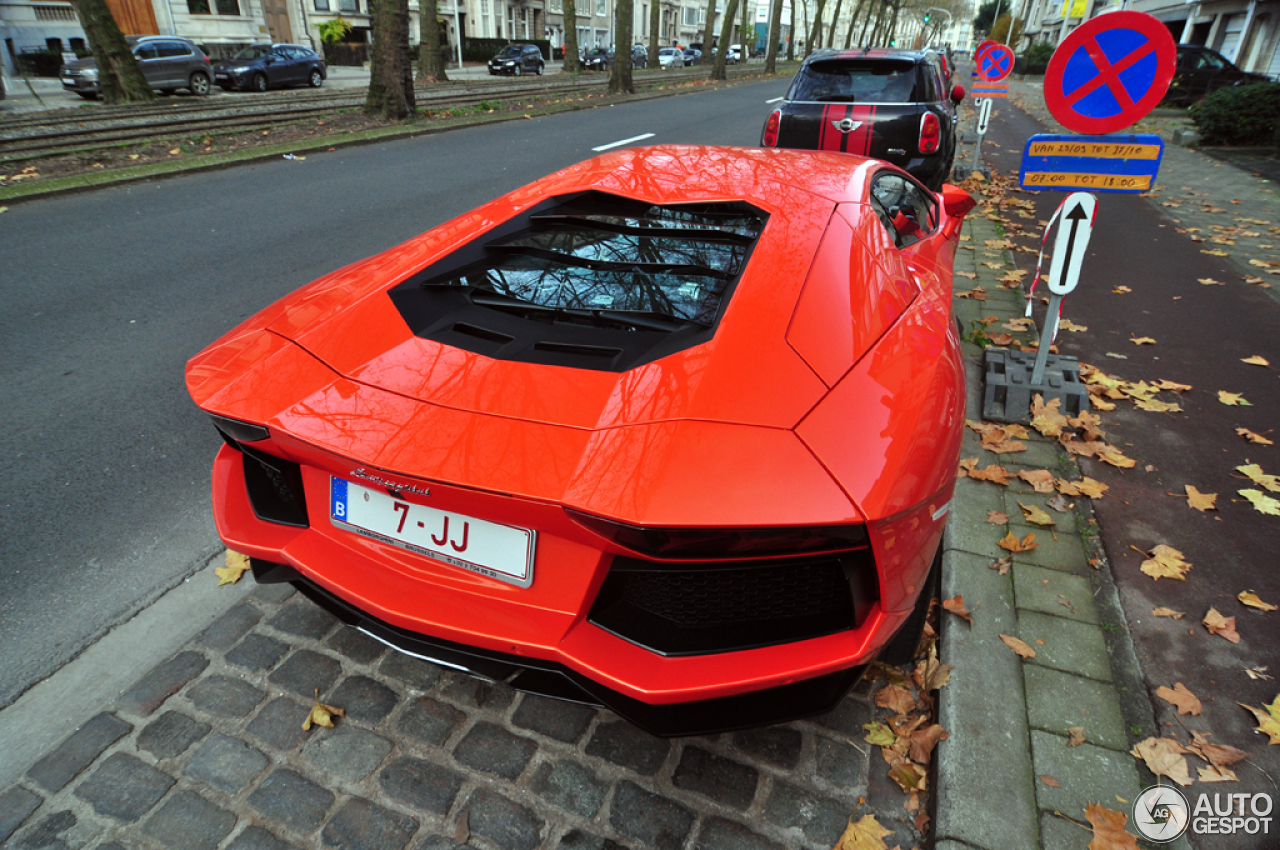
[{"xmin": 804, "ymin": 47, "xmax": 937, "ymax": 65}]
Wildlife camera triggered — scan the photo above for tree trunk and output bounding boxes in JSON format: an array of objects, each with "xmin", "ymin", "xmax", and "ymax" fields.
[
  {"xmin": 809, "ymin": 0, "xmax": 827, "ymax": 54},
  {"xmin": 844, "ymin": 0, "xmax": 868, "ymax": 47},
  {"xmin": 827, "ymin": 0, "xmax": 844, "ymax": 51},
  {"xmin": 565, "ymin": 0, "xmax": 581, "ymax": 74},
  {"xmin": 365, "ymin": 0, "xmax": 416, "ymax": 119},
  {"xmin": 886, "ymin": 1, "xmax": 898, "ymax": 47},
  {"xmin": 709, "ymin": 0, "xmax": 738, "ymax": 79},
  {"xmin": 798, "ymin": 0, "xmax": 809, "ymax": 55},
  {"xmin": 764, "ymin": 0, "xmax": 783, "ymax": 72},
  {"xmin": 701, "ymin": 0, "xmax": 718, "ymax": 60},
  {"xmin": 740, "ymin": 0, "xmax": 748, "ymax": 63},
  {"xmin": 417, "ymin": 0, "xmax": 448, "ymax": 82},
  {"xmin": 70, "ymin": 0, "xmax": 152, "ymax": 104},
  {"xmin": 648, "ymin": 0, "xmax": 661, "ymax": 66},
  {"xmin": 609, "ymin": 0, "xmax": 635, "ymax": 92}
]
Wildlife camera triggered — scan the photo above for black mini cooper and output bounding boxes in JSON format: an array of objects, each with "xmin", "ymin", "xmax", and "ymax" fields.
[{"xmin": 762, "ymin": 48, "xmax": 964, "ymax": 190}]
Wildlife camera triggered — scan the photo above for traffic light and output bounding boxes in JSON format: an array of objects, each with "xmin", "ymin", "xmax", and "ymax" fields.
[{"xmin": 923, "ymin": 12, "xmax": 930, "ymax": 22}]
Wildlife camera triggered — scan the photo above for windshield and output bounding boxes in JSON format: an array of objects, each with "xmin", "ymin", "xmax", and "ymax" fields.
[
  {"xmin": 500, "ymin": 46, "xmax": 523, "ymax": 57},
  {"xmin": 233, "ymin": 45, "xmax": 272, "ymax": 60},
  {"xmin": 420, "ymin": 197, "xmax": 765, "ymax": 327},
  {"xmin": 790, "ymin": 59, "xmax": 920, "ymax": 103}
]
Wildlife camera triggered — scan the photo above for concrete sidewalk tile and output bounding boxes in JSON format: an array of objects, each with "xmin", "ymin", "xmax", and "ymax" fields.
[
  {"xmin": 1023, "ymin": 666, "xmax": 1129, "ymax": 753},
  {"xmin": 0, "ymin": 785, "xmax": 42, "ymax": 843},
  {"xmin": 26, "ymin": 711, "xmax": 131, "ymax": 793},
  {"xmin": 1038, "ymin": 810, "xmax": 1092, "ymax": 850},
  {"xmin": 1029, "ymin": 731, "xmax": 1143, "ymax": 819},
  {"xmin": 1013, "ymin": 564, "xmax": 1101, "ymax": 625},
  {"xmin": 949, "ymin": 480, "xmax": 1007, "ymax": 531},
  {"xmin": 1011, "ymin": 529, "xmax": 1090, "ymax": 575},
  {"xmin": 935, "ymin": 549, "xmax": 1038, "ymax": 850},
  {"xmin": 142, "ymin": 789, "xmax": 237, "ymax": 850},
  {"xmin": 1018, "ymin": 611, "xmax": 1114, "ymax": 683}
]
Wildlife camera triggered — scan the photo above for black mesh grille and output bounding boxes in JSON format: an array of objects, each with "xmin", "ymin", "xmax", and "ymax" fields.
[
  {"xmin": 240, "ymin": 445, "xmax": 309, "ymax": 528},
  {"xmin": 588, "ymin": 551, "xmax": 878, "ymax": 656}
]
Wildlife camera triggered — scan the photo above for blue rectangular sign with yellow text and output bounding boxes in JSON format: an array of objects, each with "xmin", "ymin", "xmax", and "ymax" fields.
[{"xmin": 1019, "ymin": 133, "xmax": 1164, "ymax": 193}]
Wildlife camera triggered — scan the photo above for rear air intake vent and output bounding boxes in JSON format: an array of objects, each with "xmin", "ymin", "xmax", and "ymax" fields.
[
  {"xmin": 452, "ymin": 323, "xmax": 514, "ymax": 344},
  {"xmin": 533, "ymin": 341, "xmax": 623, "ymax": 359},
  {"xmin": 240, "ymin": 445, "xmax": 309, "ymax": 527},
  {"xmin": 588, "ymin": 550, "xmax": 878, "ymax": 656}
]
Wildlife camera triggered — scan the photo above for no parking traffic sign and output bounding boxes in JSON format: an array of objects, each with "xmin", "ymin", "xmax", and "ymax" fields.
[
  {"xmin": 977, "ymin": 44, "xmax": 1015, "ymax": 82},
  {"xmin": 1043, "ymin": 11, "xmax": 1176, "ymax": 134}
]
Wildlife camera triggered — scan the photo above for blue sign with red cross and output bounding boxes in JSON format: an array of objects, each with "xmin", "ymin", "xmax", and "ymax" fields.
[
  {"xmin": 977, "ymin": 44, "xmax": 1015, "ymax": 82},
  {"xmin": 1044, "ymin": 11, "xmax": 1176, "ymax": 135}
]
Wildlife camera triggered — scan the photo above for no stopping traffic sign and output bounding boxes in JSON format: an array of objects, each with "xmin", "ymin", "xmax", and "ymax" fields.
[
  {"xmin": 977, "ymin": 44, "xmax": 1015, "ymax": 82},
  {"xmin": 1044, "ymin": 11, "xmax": 1176, "ymax": 134}
]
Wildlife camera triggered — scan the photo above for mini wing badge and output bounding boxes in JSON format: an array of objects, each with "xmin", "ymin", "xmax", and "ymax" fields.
[{"xmin": 832, "ymin": 118, "xmax": 864, "ymax": 133}]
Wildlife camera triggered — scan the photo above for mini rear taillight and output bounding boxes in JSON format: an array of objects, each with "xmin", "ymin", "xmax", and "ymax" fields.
[
  {"xmin": 565, "ymin": 508, "xmax": 868, "ymax": 560},
  {"xmin": 762, "ymin": 109, "xmax": 781, "ymax": 147},
  {"xmin": 918, "ymin": 112, "xmax": 941, "ymax": 154}
]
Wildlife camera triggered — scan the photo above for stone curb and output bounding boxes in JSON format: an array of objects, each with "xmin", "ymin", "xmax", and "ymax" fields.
[{"xmin": 933, "ymin": 122, "xmax": 1191, "ymax": 850}]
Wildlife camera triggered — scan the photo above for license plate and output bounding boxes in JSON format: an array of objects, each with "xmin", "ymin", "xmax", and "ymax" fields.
[
  {"xmin": 215, "ymin": 73, "xmax": 229, "ymax": 79},
  {"xmin": 61, "ymin": 77, "xmax": 75, "ymax": 85},
  {"xmin": 330, "ymin": 478, "xmax": 534, "ymax": 587}
]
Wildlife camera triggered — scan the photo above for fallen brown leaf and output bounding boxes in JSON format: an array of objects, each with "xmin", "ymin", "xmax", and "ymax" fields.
[
  {"xmin": 1018, "ymin": 469, "xmax": 1057, "ymax": 493},
  {"xmin": 1156, "ymin": 682, "xmax": 1202, "ymax": 716},
  {"xmin": 998, "ymin": 531, "xmax": 1038, "ymax": 553},
  {"xmin": 999, "ymin": 634, "xmax": 1037, "ymax": 658},
  {"xmin": 1151, "ymin": 607, "xmax": 1185, "ymax": 619},
  {"xmin": 1237, "ymin": 427, "xmax": 1274, "ymax": 445},
  {"xmin": 1038, "ymin": 774, "xmax": 1060, "ymax": 787},
  {"xmin": 874, "ymin": 684, "xmax": 917, "ymax": 715},
  {"xmin": 1204, "ymin": 608, "xmax": 1241, "ymax": 643},
  {"xmin": 831, "ymin": 814, "xmax": 895, "ymax": 850},
  {"xmin": 215, "ymin": 549, "xmax": 251, "ymax": 586},
  {"xmin": 1085, "ymin": 803, "xmax": 1140, "ymax": 850},
  {"xmin": 1067, "ymin": 726, "xmax": 1086, "ymax": 747},
  {"xmin": 1130, "ymin": 737, "xmax": 1193, "ymax": 786},
  {"xmin": 989, "ymin": 556, "xmax": 1012, "ymax": 575},
  {"xmin": 942, "ymin": 595, "xmax": 973, "ymax": 624},
  {"xmin": 302, "ymin": 688, "xmax": 345, "ymax": 731},
  {"xmin": 1140, "ymin": 545, "xmax": 1192, "ymax": 581},
  {"xmin": 1239, "ymin": 590, "xmax": 1278, "ymax": 612},
  {"xmin": 1238, "ymin": 695, "xmax": 1280, "ymax": 744},
  {"xmin": 987, "ymin": 511, "xmax": 1010, "ymax": 525},
  {"xmin": 1182, "ymin": 485, "xmax": 1218, "ymax": 512},
  {"xmin": 1019, "ymin": 502, "xmax": 1055, "ymax": 527}
]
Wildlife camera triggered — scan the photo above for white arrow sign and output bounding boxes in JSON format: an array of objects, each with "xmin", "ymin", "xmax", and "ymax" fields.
[
  {"xmin": 1047, "ymin": 192, "xmax": 1096, "ymax": 296},
  {"xmin": 977, "ymin": 97, "xmax": 994, "ymax": 135}
]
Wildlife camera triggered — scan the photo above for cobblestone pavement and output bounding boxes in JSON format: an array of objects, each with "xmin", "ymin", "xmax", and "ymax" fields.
[{"xmin": 0, "ymin": 568, "xmax": 933, "ymax": 850}]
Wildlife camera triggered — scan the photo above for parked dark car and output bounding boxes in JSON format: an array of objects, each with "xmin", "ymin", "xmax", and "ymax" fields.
[
  {"xmin": 212, "ymin": 44, "xmax": 326, "ymax": 92},
  {"xmin": 761, "ymin": 48, "xmax": 964, "ymax": 191},
  {"xmin": 60, "ymin": 35, "xmax": 212, "ymax": 99},
  {"xmin": 488, "ymin": 44, "xmax": 545, "ymax": 76},
  {"xmin": 1167, "ymin": 44, "xmax": 1270, "ymax": 105},
  {"xmin": 582, "ymin": 47, "xmax": 611, "ymax": 71},
  {"xmin": 682, "ymin": 47, "xmax": 702, "ymax": 66}
]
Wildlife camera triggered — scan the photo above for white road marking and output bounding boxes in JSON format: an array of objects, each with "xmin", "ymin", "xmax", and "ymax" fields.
[
  {"xmin": 592, "ymin": 133, "xmax": 656, "ymax": 152},
  {"xmin": 766, "ymin": 96, "xmax": 784, "ymax": 103}
]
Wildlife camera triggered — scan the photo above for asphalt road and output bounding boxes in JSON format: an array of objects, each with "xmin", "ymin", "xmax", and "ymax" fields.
[
  {"xmin": 980, "ymin": 104, "xmax": 1280, "ymax": 805},
  {"xmin": 0, "ymin": 76, "xmax": 789, "ymax": 708}
]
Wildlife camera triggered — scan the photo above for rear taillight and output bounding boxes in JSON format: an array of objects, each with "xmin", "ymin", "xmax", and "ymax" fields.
[
  {"xmin": 565, "ymin": 508, "xmax": 868, "ymax": 560},
  {"xmin": 762, "ymin": 109, "xmax": 781, "ymax": 147},
  {"xmin": 919, "ymin": 112, "xmax": 941, "ymax": 154}
]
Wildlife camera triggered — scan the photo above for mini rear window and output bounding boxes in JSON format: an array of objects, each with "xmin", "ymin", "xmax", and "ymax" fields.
[{"xmin": 789, "ymin": 59, "xmax": 921, "ymax": 103}]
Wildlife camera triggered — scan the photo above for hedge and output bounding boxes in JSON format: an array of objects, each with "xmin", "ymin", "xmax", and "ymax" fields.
[{"xmin": 1189, "ymin": 82, "xmax": 1280, "ymax": 146}]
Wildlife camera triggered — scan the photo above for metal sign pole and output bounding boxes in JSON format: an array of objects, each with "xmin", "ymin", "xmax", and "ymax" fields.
[
  {"xmin": 1029, "ymin": 292, "xmax": 1062, "ymax": 385},
  {"xmin": 972, "ymin": 97, "xmax": 992, "ymax": 171}
]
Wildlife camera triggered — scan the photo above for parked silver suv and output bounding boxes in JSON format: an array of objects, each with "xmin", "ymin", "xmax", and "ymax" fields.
[{"xmin": 60, "ymin": 36, "xmax": 213, "ymax": 99}]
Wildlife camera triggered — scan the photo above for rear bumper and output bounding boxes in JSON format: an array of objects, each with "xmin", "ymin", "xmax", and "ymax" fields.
[{"xmin": 253, "ymin": 557, "xmax": 868, "ymax": 737}]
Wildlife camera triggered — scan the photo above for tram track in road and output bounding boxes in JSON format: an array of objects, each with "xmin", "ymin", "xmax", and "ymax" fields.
[{"xmin": 0, "ymin": 67, "xmax": 736, "ymax": 161}]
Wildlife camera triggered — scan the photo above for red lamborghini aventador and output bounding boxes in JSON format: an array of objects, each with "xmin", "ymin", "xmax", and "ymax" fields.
[{"xmin": 186, "ymin": 146, "xmax": 976, "ymax": 736}]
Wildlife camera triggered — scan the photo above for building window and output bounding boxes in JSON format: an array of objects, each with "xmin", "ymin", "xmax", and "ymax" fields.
[
  {"xmin": 188, "ymin": 0, "xmax": 211, "ymax": 13},
  {"xmin": 550, "ymin": 0, "xmax": 561, "ymax": 12},
  {"xmin": 215, "ymin": 0, "xmax": 240, "ymax": 13},
  {"xmin": 595, "ymin": 0, "xmax": 605, "ymax": 17},
  {"xmin": 315, "ymin": 0, "xmax": 330, "ymax": 10},
  {"xmin": 683, "ymin": 5, "xmax": 697, "ymax": 26},
  {"xmin": 338, "ymin": 0, "xmax": 358, "ymax": 11},
  {"xmin": 33, "ymin": 5, "xmax": 77, "ymax": 22}
]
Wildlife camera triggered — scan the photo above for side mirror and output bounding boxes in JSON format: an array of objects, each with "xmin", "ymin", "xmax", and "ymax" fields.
[
  {"xmin": 941, "ymin": 184, "xmax": 977, "ymax": 218},
  {"xmin": 950, "ymin": 84, "xmax": 966, "ymax": 104}
]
